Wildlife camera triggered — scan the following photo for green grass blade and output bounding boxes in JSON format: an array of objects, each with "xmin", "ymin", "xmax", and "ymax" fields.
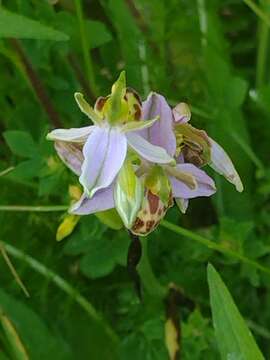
[{"xmin": 207, "ymin": 264, "xmax": 265, "ymax": 360}]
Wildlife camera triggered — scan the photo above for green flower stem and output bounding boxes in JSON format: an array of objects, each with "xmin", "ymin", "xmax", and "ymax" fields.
[
  {"xmin": 0, "ymin": 205, "xmax": 68, "ymax": 212},
  {"xmin": 256, "ymin": 0, "xmax": 270, "ymax": 88},
  {"xmin": 0, "ymin": 240, "xmax": 119, "ymax": 345},
  {"xmin": 0, "ymin": 167, "xmax": 14, "ymax": 177},
  {"xmin": 161, "ymin": 220, "xmax": 270, "ymax": 276},
  {"xmin": 243, "ymin": 0, "xmax": 270, "ymax": 27},
  {"xmin": 137, "ymin": 238, "xmax": 166, "ymax": 299},
  {"xmin": 74, "ymin": 0, "xmax": 98, "ymax": 97}
]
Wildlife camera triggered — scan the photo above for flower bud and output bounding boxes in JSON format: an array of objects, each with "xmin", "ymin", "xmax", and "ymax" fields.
[{"xmin": 173, "ymin": 102, "xmax": 191, "ymax": 124}]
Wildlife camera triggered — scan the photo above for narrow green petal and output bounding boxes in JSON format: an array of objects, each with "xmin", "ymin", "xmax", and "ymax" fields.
[
  {"xmin": 121, "ymin": 116, "xmax": 159, "ymax": 133},
  {"xmin": 74, "ymin": 92, "xmax": 102, "ymax": 124}
]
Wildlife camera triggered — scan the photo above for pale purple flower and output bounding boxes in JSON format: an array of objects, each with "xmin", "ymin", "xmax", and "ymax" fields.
[
  {"xmin": 71, "ymin": 93, "xmax": 217, "ymax": 218},
  {"xmin": 48, "ymin": 79, "xmax": 243, "ymax": 235},
  {"xmin": 47, "ymin": 74, "xmax": 174, "ymax": 211},
  {"xmin": 138, "ymin": 93, "xmax": 216, "ymax": 205}
]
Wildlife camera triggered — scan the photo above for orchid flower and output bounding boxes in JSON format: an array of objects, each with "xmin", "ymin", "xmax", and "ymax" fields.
[
  {"xmin": 47, "ymin": 71, "xmax": 173, "ymax": 201},
  {"xmin": 47, "ymin": 72, "xmax": 243, "ymax": 237},
  {"xmin": 130, "ymin": 92, "xmax": 243, "ymax": 229},
  {"xmin": 70, "ymin": 92, "xmax": 217, "ymax": 236},
  {"xmin": 128, "ymin": 92, "xmax": 216, "ymax": 231},
  {"xmin": 172, "ymin": 101, "xmax": 244, "ymax": 192}
]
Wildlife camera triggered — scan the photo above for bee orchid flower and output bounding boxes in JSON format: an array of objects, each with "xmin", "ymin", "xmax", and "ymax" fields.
[
  {"xmin": 47, "ymin": 72, "xmax": 173, "ymax": 209},
  {"xmin": 47, "ymin": 72, "xmax": 243, "ymax": 236}
]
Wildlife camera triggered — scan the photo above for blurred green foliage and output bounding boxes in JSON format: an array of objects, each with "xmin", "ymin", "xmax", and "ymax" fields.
[{"xmin": 1, "ymin": 0, "xmax": 270, "ymax": 359}]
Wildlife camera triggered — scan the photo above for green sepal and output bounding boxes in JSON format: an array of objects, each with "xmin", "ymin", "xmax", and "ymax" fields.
[
  {"xmin": 106, "ymin": 71, "xmax": 127, "ymax": 124},
  {"xmin": 144, "ymin": 165, "xmax": 171, "ymax": 205},
  {"xmin": 121, "ymin": 116, "xmax": 159, "ymax": 133},
  {"xmin": 95, "ymin": 208, "xmax": 123, "ymax": 230},
  {"xmin": 74, "ymin": 92, "xmax": 102, "ymax": 124},
  {"xmin": 114, "ymin": 159, "xmax": 143, "ymax": 229}
]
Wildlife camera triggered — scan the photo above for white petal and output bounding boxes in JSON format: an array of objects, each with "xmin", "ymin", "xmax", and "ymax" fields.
[
  {"xmin": 209, "ymin": 138, "xmax": 243, "ymax": 192},
  {"xmin": 47, "ymin": 125, "xmax": 94, "ymax": 142},
  {"xmin": 126, "ymin": 132, "xmax": 174, "ymax": 164},
  {"xmin": 79, "ymin": 127, "xmax": 127, "ymax": 197}
]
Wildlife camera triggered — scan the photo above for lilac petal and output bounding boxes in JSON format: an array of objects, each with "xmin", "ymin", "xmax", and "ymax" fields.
[
  {"xmin": 172, "ymin": 103, "xmax": 191, "ymax": 124},
  {"xmin": 140, "ymin": 92, "xmax": 176, "ymax": 156},
  {"xmin": 69, "ymin": 186, "xmax": 114, "ymax": 215},
  {"xmin": 126, "ymin": 132, "xmax": 174, "ymax": 164},
  {"xmin": 170, "ymin": 163, "xmax": 216, "ymax": 199},
  {"xmin": 209, "ymin": 138, "xmax": 243, "ymax": 192},
  {"xmin": 80, "ymin": 126, "xmax": 127, "ymax": 197},
  {"xmin": 47, "ymin": 125, "xmax": 94, "ymax": 142},
  {"xmin": 55, "ymin": 141, "xmax": 83, "ymax": 176}
]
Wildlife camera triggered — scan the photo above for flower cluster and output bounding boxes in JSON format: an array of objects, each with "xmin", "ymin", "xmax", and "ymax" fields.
[{"xmin": 47, "ymin": 72, "xmax": 243, "ymax": 236}]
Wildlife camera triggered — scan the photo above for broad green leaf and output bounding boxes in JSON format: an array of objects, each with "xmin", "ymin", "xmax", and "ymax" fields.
[
  {"xmin": 207, "ymin": 264, "xmax": 265, "ymax": 360},
  {"xmin": 64, "ymin": 217, "xmax": 128, "ymax": 278},
  {"xmin": 0, "ymin": 8, "xmax": 69, "ymax": 41},
  {"xmin": 3, "ymin": 131, "xmax": 38, "ymax": 158},
  {"xmin": 79, "ymin": 233, "xmax": 129, "ymax": 279},
  {"xmin": 8, "ymin": 159, "xmax": 44, "ymax": 180},
  {"xmin": 64, "ymin": 216, "xmax": 107, "ymax": 256}
]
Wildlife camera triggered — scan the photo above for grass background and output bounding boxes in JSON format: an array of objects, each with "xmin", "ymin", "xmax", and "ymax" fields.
[{"xmin": 1, "ymin": 0, "xmax": 270, "ymax": 358}]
